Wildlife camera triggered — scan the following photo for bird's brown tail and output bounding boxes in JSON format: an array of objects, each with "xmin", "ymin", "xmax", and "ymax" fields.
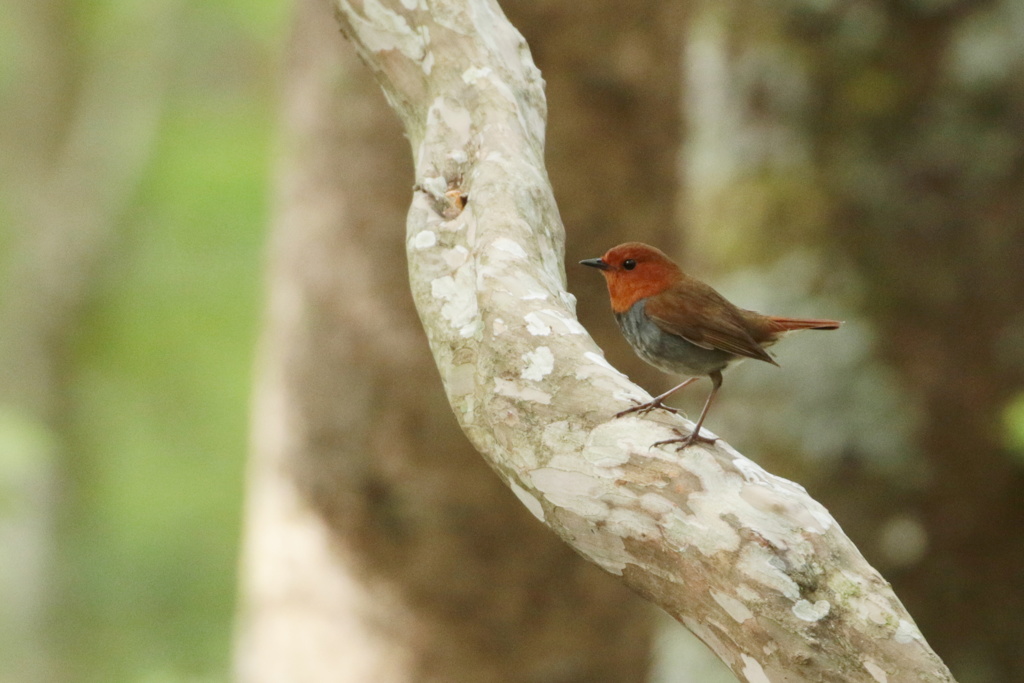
[{"xmin": 765, "ymin": 316, "xmax": 842, "ymax": 332}]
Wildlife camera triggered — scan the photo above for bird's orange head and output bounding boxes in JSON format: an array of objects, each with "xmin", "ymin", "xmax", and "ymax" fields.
[{"xmin": 580, "ymin": 242, "xmax": 683, "ymax": 313}]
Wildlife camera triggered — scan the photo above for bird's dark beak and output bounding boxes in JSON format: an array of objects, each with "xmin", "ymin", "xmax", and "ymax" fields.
[{"xmin": 579, "ymin": 257, "xmax": 610, "ymax": 271}]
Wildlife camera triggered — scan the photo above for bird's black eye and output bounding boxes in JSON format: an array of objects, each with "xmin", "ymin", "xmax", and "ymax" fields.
[{"xmin": 622, "ymin": 259, "xmax": 637, "ymax": 270}]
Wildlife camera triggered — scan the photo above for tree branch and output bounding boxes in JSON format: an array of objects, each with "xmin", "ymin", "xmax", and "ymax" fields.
[{"xmin": 328, "ymin": 0, "xmax": 955, "ymax": 680}]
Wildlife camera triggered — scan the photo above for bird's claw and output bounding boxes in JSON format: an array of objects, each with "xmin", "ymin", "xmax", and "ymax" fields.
[
  {"xmin": 651, "ymin": 427, "xmax": 718, "ymax": 451},
  {"xmin": 615, "ymin": 398, "xmax": 680, "ymax": 419}
]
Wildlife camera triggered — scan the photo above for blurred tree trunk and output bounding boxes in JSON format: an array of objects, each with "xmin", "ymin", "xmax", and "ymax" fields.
[
  {"xmin": 234, "ymin": 0, "xmax": 688, "ymax": 679},
  {"xmin": 684, "ymin": 2, "xmax": 1024, "ymax": 681}
]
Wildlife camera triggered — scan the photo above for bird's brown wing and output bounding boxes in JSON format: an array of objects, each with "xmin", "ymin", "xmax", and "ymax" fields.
[{"xmin": 644, "ymin": 277, "xmax": 778, "ymax": 366}]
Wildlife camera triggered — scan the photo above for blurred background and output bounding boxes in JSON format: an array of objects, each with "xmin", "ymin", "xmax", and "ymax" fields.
[
  {"xmin": 2, "ymin": 0, "xmax": 1023, "ymax": 682},
  {"xmin": 0, "ymin": 0, "xmax": 285, "ymax": 681}
]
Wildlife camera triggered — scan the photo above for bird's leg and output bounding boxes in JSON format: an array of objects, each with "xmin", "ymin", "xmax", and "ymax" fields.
[
  {"xmin": 615, "ymin": 377, "xmax": 699, "ymax": 419},
  {"xmin": 653, "ymin": 371, "xmax": 722, "ymax": 449}
]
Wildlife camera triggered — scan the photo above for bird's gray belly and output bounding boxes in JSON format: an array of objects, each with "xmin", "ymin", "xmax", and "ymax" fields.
[{"xmin": 615, "ymin": 300, "xmax": 733, "ymax": 377}]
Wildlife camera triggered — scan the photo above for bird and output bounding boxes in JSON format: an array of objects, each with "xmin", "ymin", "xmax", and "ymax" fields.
[{"xmin": 580, "ymin": 242, "xmax": 840, "ymax": 449}]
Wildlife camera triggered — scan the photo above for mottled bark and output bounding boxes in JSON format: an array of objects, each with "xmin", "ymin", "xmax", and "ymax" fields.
[
  {"xmin": 329, "ymin": 0, "xmax": 955, "ymax": 681},
  {"xmin": 233, "ymin": 0, "xmax": 652, "ymax": 681},
  {"xmin": 681, "ymin": 2, "xmax": 1024, "ymax": 680}
]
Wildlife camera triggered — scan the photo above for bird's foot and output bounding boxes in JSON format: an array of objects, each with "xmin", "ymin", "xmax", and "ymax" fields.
[
  {"xmin": 651, "ymin": 427, "xmax": 717, "ymax": 450},
  {"xmin": 615, "ymin": 397, "xmax": 680, "ymax": 419}
]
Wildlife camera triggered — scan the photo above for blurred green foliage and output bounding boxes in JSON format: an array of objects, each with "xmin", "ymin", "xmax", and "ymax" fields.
[
  {"xmin": 62, "ymin": 113, "xmax": 265, "ymax": 681},
  {"xmin": 1, "ymin": 0, "xmax": 289, "ymax": 681},
  {"xmin": 1005, "ymin": 394, "xmax": 1024, "ymax": 462}
]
